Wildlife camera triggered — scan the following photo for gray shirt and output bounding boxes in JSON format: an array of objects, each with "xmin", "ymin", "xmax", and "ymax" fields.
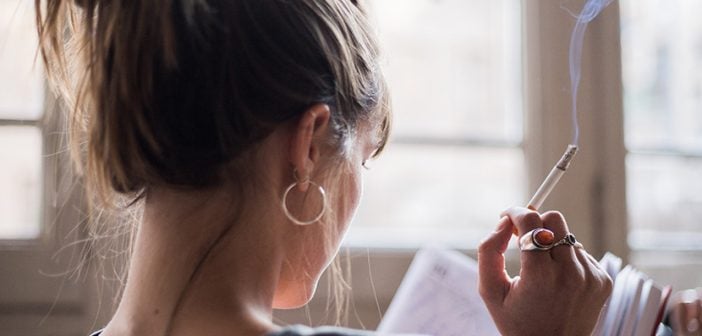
[{"xmin": 90, "ymin": 325, "xmax": 373, "ymax": 336}]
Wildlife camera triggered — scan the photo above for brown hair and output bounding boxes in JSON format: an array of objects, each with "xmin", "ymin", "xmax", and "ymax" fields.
[
  {"xmin": 36, "ymin": 0, "xmax": 389, "ymax": 204},
  {"xmin": 36, "ymin": 0, "xmax": 391, "ymax": 325}
]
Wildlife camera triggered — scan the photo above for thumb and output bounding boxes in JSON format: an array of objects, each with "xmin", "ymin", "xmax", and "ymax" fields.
[{"xmin": 478, "ymin": 217, "xmax": 514, "ymax": 304}]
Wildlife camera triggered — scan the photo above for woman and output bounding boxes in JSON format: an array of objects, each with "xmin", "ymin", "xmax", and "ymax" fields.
[{"xmin": 36, "ymin": 0, "xmax": 612, "ymax": 335}]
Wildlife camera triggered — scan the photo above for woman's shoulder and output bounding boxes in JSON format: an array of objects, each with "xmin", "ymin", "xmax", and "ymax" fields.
[{"xmin": 269, "ymin": 325, "xmax": 374, "ymax": 336}]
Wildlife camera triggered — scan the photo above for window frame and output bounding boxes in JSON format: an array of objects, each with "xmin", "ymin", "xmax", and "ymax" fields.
[
  {"xmin": 617, "ymin": 0, "xmax": 702, "ymax": 291},
  {"xmin": 522, "ymin": 0, "xmax": 628, "ymax": 259},
  {"xmin": 0, "ymin": 94, "xmax": 99, "ymax": 335}
]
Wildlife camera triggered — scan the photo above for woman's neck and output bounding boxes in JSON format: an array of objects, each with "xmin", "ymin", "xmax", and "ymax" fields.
[{"xmin": 103, "ymin": 187, "xmax": 283, "ymax": 336}]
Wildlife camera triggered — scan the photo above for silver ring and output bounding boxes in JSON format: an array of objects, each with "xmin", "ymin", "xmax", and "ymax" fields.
[
  {"xmin": 519, "ymin": 228, "xmax": 555, "ymax": 251},
  {"xmin": 520, "ymin": 230, "xmax": 582, "ymax": 251},
  {"xmin": 552, "ymin": 233, "xmax": 580, "ymax": 248}
]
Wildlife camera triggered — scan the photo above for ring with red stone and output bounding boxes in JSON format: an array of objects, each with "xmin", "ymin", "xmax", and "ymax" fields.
[{"xmin": 519, "ymin": 228, "xmax": 556, "ymax": 251}]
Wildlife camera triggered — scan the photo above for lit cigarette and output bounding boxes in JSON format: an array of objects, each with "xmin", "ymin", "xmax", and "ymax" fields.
[
  {"xmin": 512, "ymin": 145, "xmax": 578, "ymax": 236},
  {"xmin": 527, "ymin": 144, "xmax": 579, "ymax": 211}
]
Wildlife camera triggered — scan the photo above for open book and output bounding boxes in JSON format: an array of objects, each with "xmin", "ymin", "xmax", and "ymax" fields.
[{"xmin": 377, "ymin": 248, "xmax": 672, "ymax": 336}]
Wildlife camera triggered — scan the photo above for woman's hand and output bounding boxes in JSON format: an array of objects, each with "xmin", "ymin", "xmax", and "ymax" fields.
[
  {"xmin": 669, "ymin": 288, "xmax": 702, "ymax": 336},
  {"xmin": 477, "ymin": 207, "xmax": 613, "ymax": 336}
]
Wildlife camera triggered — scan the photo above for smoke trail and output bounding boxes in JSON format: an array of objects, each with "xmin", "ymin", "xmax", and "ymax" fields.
[{"xmin": 567, "ymin": 0, "xmax": 615, "ymax": 145}]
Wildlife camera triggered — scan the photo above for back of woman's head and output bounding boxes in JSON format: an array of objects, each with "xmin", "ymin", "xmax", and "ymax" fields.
[{"xmin": 37, "ymin": 0, "xmax": 389, "ymax": 203}]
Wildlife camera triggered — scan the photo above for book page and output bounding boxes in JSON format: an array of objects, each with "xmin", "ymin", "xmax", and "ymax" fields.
[
  {"xmin": 600, "ymin": 252, "xmax": 623, "ymax": 280},
  {"xmin": 618, "ymin": 272, "xmax": 644, "ymax": 335},
  {"xmin": 592, "ymin": 253, "xmax": 623, "ymax": 336},
  {"xmin": 633, "ymin": 279, "xmax": 662, "ymax": 336},
  {"xmin": 377, "ymin": 248, "xmax": 499, "ymax": 336},
  {"xmin": 601, "ymin": 265, "xmax": 634, "ymax": 335}
]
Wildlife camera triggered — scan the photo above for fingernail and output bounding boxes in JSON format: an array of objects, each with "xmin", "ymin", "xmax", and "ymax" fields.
[
  {"xmin": 499, "ymin": 208, "xmax": 509, "ymax": 218},
  {"xmin": 495, "ymin": 219, "xmax": 510, "ymax": 232},
  {"xmin": 687, "ymin": 318, "xmax": 699, "ymax": 332},
  {"xmin": 682, "ymin": 289, "xmax": 697, "ymax": 303}
]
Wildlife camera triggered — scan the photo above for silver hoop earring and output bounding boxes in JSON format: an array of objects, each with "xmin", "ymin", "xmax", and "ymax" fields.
[{"xmin": 281, "ymin": 175, "xmax": 327, "ymax": 226}]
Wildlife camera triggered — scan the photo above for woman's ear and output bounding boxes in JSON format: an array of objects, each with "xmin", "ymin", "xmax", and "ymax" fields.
[{"xmin": 289, "ymin": 104, "xmax": 331, "ymax": 191}]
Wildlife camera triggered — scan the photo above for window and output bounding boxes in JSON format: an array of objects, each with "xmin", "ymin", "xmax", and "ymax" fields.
[
  {"xmin": 348, "ymin": 0, "xmax": 524, "ymax": 248},
  {"xmin": 0, "ymin": 2, "xmax": 95, "ymax": 335},
  {"xmin": 621, "ymin": 0, "xmax": 702, "ymax": 250},
  {"xmin": 0, "ymin": 0, "xmax": 44, "ymax": 240},
  {"xmin": 3, "ymin": 0, "xmax": 700, "ymax": 332},
  {"xmin": 620, "ymin": 0, "xmax": 702, "ymax": 289}
]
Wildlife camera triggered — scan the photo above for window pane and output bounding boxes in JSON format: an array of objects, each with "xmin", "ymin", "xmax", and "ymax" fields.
[
  {"xmin": 0, "ymin": 0, "xmax": 44, "ymax": 120},
  {"xmin": 621, "ymin": 0, "xmax": 702, "ymax": 249},
  {"xmin": 370, "ymin": 0, "xmax": 522, "ymax": 142},
  {"xmin": 626, "ymin": 154, "xmax": 702, "ymax": 249},
  {"xmin": 347, "ymin": 0, "xmax": 524, "ymax": 247},
  {"xmin": 348, "ymin": 146, "xmax": 525, "ymax": 248},
  {"xmin": 621, "ymin": 0, "xmax": 702, "ymax": 152},
  {"xmin": 0, "ymin": 126, "xmax": 42, "ymax": 239}
]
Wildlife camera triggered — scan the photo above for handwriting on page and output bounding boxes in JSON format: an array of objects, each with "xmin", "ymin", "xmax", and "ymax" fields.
[{"xmin": 377, "ymin": 249, "xmax": 500, "ymax": 336}]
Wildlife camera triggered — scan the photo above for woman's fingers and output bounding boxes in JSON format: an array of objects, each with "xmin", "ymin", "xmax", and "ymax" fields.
[
  {"xmin": 686, "ymin": 299, "xmax": 701, "ymax": 334},
  {"xmin": 502, "ymin": 207, "xmax": 580, "ymax": 264},
  {"xmin": 540, "ymin": 211, "xmax": 578, "ymax": 262},
  {"xmin": 482, "ymin": 207, "xmax": 613, "ymax": 336},
  {"xmin": 670, "ymin": 289, "xmax": 702, "ymax": 336},
  {"xmin": 500, "ymin": 207, "xmax": 550, "ymax": 266},
  {"xmin": 477, "ymin": 217, "xmax": 515, "ymax": 304},
  {"xmin": 501, "ymin": 207, "xmax": 542, "ymax": 234},
  {"xmin": 575, "ymin": 247, "xmax": 613, "ymax": 302}
]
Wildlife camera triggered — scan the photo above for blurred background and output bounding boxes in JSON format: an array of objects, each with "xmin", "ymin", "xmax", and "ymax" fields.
[{"xmin": 1, "ymin": 0, "xmax": 702, "ymax": 335}]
